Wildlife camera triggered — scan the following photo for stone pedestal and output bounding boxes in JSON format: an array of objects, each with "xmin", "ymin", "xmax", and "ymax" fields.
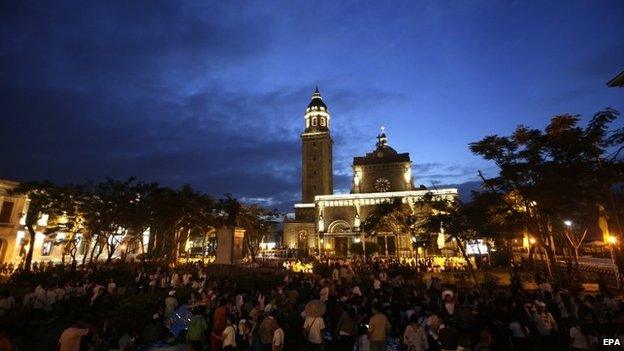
[{"xmin": 215, "ymin": 226, "xmax": 246, "ymax": 264}]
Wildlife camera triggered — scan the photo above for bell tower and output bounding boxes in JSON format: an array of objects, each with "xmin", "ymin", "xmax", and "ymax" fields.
[{"xmin": 300, "ymin": 87, "xmax": 333, "ymax": 204}]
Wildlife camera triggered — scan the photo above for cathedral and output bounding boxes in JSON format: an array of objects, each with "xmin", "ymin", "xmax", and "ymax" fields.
[{"xmin": 283, "ymin": 88, "xmax": 458, "ymax": 257}]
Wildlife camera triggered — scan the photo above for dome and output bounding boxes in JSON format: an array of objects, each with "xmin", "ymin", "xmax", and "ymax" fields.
[
  {"xmin": 353, "ymin": 127, "xmax": 410, "ymax": 165},
  {"xmin": 307, "ymin": 87, "xmax": 328, "ymax": 109}
]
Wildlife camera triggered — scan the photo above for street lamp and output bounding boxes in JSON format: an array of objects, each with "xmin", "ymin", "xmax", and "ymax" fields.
[
  {"xmin": 527, "ymin": 237, "xmax": 540, "ymax": 263},
  {"xmin": 607, "ymin": 235, "xmax": 620, "ymax": 289},
  {"xmin": 564, "ymin": 220, "xmax": 572, "ymax": 227}
]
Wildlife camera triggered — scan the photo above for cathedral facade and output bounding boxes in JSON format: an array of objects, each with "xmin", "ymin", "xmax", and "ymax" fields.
[{"xmin": 283, "ymin": 89, "xmax": 458, "ymax": 257}]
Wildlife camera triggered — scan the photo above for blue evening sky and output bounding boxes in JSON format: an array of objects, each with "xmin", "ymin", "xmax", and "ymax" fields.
[{"xmin": 1, "ymin": 1, "xmax": 622, "ymax": 209}]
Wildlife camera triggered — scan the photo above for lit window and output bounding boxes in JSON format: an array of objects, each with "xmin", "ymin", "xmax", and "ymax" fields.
[{"xmin": 0, "ymin": 201, "xmax": 14, "ymax": 223}]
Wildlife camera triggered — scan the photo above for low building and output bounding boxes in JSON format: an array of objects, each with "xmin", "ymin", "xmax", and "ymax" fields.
[{"xmin": 0, "ymin": 179, "xmax": 62, "ymax": 264}]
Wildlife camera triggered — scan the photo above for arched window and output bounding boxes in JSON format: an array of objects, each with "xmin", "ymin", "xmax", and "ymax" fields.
[
  {"xmin": 320, "ymin": 117, "xmax": 326, "ymax": 126},
  {"xmin": 312, "ymin": 117, "xmax": 318, "ymax": 126}
]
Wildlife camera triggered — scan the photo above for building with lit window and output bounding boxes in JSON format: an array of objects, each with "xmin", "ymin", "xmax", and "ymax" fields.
[
  {"xmin": 0, "ymin": 178, "xmax": 151, "ymax": 265},
  {"xmin": 283, "ymin": 89, "xmax": 458, "ymax": 256},
  {"xmin": 0, "ymin": 179, "xmax": 48, "ymax": 264}
]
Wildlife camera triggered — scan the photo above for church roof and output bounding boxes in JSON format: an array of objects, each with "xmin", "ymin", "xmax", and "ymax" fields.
[
  {"xmin": 353, "ymin": 149, "xmax": 411, "ymax": 165},
  {"xmin": 353, "ymin": 127, "xmax": 411, "ymax": 165},
  {"xmin": 307, "ymin": 86, "xmax": 328, "ymax": 109}
]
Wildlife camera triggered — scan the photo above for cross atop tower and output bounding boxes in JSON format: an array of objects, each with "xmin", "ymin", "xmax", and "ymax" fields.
[{"xmin": 376, "ymin": 125, "xmax": 388, "ymax": 148}]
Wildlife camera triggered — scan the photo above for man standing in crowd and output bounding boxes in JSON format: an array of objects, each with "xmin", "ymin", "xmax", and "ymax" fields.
[{"xmin": 368, "ymin": 302, "xmax": 391, "ymax": 351}]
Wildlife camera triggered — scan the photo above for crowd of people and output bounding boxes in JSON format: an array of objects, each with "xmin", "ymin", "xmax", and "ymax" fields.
[{"xmin": 0, "ymin": 257, "xmax": 621, "ymax": 350}]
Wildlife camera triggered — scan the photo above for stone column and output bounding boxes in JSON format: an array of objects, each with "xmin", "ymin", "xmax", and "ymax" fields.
[{"xmin": 214, "ymin": 226, "xmax": 245, "ymax": 264}]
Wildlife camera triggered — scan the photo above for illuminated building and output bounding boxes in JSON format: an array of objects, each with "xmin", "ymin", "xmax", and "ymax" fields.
[
  {"xmin": 284, "ymin": 89, "xmax": 458, "ymax": 256},
  {"xmin": 0, "ymin": 179, "xmax": 53, "ymax": 263},
  {"xmin": 0, "ymin": 179, "xmax": 151, "ymax": 265}
]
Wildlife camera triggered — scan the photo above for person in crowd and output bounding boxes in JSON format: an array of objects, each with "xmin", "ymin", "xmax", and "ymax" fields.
[
  {"xmin": 2, "ymin": 256, "xmax": 623, "ymax": 351},
  {"xmin": 272, "ymin": 316, "xmax": 285, "ymax": 351},
  {"xmin": 303, "ymin": 312, "xmax": 325, "ymax": 351},
  {"xmin": 222, "ymin": 314, "xmax": 238, "ymax": 351},
  {"xmin": 568, "ymin": 319, "xmax": 590, "ymax": 351},
  {"xmin": 164, "ymin": 290, "xmax": 178, "ymax": 318},
  {"xmin": 335, "ymin": 306, "xmax": 358, "ymax": 350},
  {"xmin": 403, "ymin": 314, "xmax": 427, "ymax": 351},
  {"xmin": 437, "ymin": 319, "xmax": 458, "ymax": 351},
  {"xmin": 260, "ymin": 311, "xmax": 279, "ymax": 351},
  {"xmin": 0, "ymin": 327, "xmax": 14, "ymax": 351},
  {"xmin": 213, "ymin": 298, "xmax": 231, "ymax": 351},
  {"xmin": 532, "ymin": 300, "xmax": 558, "ymax": 349},
  {"xmin": 58, "ymin": 321, "xmax": 93, "ymax": 351},
  {"xmin": 368, "ymin": 302, "xmax": 391, "ymax": 351},
  {"xmin": 187, "ymin": 308, "xmax": 208, "ymax": 349},
  {"xmin": 508, "ymin": 312, "xmax": 531, "ymax": 350}
]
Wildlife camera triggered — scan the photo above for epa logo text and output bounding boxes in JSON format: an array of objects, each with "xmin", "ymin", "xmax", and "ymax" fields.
[{"xmin": 603, "ymin": 338, "xmax": 621, "ymax": 346}]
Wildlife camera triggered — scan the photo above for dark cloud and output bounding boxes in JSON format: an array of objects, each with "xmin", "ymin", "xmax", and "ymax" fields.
[
  {"xmin": 2, "ymin": 1, "xmax": 620, "ymax": 212},
  {"xmin": 0, "ymin": 1, "xmax": 300, "ymax": 209},
  {"xmin": 0, "ymin": 1, "xmax": 274, "ymax": 93}
]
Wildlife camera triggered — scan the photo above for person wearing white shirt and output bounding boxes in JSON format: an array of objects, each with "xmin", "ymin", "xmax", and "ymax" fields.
[
  {"xmin": 303, "ymin": 316, "xmax": 325, "ymax": 350},
  {"xmin": 222, "ymin": 319, "xmax": 237, "ymax": 350},
  {"xmin": 33, "ymin": 285, "xmax": 47, "ymax": 310},
  {"xmin": 403, "ymin": 315, "xmax": 428, "ymax": 351}
]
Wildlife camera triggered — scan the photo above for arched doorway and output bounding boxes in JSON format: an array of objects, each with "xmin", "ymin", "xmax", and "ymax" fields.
[{"xmin": 328, "ymin": 220, "xmax": 351, "ymax": 256}]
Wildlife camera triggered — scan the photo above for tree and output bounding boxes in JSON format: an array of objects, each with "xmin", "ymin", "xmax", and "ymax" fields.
[
  {"xmin": 416, "ymin": 192, "xmax": 480, "ymax": 285},
  {"xmin": 361, "ymin": 198, "xmax": 414, "ymax": 257},
  {"xmin": 232, "ymin": 202, "xmax": 278, "ymax": 261},
  {"xmin": 11, "ymin": 182, "xmax": 65, "ymax": 272},
  {"xmin": 146, "ymin": 184, "xmax": 217, "ymax": 261},
  {"xmin": 469, "ymin": 109, "xmax": 624, "ymax": 276},
  {"xmin": 43, "ymin": 184, "xmax": 85, "ymax": 269}
]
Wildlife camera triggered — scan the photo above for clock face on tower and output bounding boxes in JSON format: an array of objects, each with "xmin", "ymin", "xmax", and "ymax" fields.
[{"xmin": 374, "ymin": 177, "xmax": 391, "ymax": 192}]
